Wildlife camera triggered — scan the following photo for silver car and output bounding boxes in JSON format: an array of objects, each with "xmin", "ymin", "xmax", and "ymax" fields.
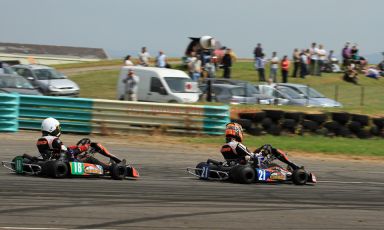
[
  {"xmin": 11, "ymin": 64, "xmax": 80, "ymax": 97},
  {"xmin": 205, "ymin": 84, "xmax": 272, "ymax": 104},
  {"xmin": 277, "ymin": 83, "xmax": 342, "ymax": 107},
  {"xmin": 0, "ymin": 73, "xmax": 42, "ymax": 95}
]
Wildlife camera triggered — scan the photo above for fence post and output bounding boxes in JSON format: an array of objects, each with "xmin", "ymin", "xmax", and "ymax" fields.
[{"xmin": 334, "ymin": 85, "xmax": 339, "ymax": 103}]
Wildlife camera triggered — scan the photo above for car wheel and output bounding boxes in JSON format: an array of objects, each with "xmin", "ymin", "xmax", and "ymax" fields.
[
  {"xmin": 111, "ymin": 164, "xmax": 127, "ymax": 180},
  {"xmin": 292, "ymin": 168, "xmax": 308, "ymax": 185},
  {"xmin": 46, "ymin": 160, "xmax": 69, "ymax": 178}
]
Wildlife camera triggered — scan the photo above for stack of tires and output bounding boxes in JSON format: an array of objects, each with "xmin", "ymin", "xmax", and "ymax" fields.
[
  {"xmin": 281, "ymin": 112, "xmax": 303, "ymax": 134},
  {"xmin": 261, "ymin": 110, "xmax": 285, "ymax": 136},
  {"xmin": 324, "ymin": 112, "xmax": 352, "ymax": 137},
  {"xmin": 371, "ymin": 117, "xmax": 384, "ymax": 137},
  {"xmin": 236, "ymin": 111, "xmax": 266, "ymax": 136},
  {"xmin": 300, "ymin": 113, "xmax": 328, "ymax": 135},
  {"xmin": 348, "ymin": 114, "xmax": 371, "ymax": 139}
]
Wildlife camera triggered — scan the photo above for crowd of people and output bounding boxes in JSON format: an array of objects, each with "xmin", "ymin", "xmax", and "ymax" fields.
[{"xmin": 121, "ymin": 42, "xmax": 382, "ymax": 95}]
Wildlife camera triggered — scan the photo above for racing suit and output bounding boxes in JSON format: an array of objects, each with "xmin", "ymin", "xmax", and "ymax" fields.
[
  {"xmin": 220, "ymin": 138, "xmax": 253, "ymax": 164},
  {"xmin": 36, "ymin": 136, "xmax": 123, "ymax": 169}
]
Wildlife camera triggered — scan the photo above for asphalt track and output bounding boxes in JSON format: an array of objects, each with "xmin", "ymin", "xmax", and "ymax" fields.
[{"xmin": 0, "ymin": 132, "xmax": 383, "ymax": 230}]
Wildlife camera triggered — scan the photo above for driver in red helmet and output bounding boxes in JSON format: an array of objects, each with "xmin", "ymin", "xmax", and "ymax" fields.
[{"xmin": 221, "ymin": 122, "xmax": 300, "ymax": 170}]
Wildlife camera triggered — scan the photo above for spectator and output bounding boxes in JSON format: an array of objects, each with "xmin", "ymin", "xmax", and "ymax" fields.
[
  {"xmin": 281, "ymin": 55, "xmax": 290, "ymax": 83},
  {"xmin": 156, "ymin": 50, "xmax": 167, "ymax": 68},
  {"xmin": 124, "ymin": 55, "xmax": 134, "ymax": 66},
  {"xmin": 228, "ymin": 48, "xmax": 237, "ymax": 63},
  {"xmin": 300, "ymin": 49, "xmax": 309, "ymax": 79},
  {"xmin": 269, "ymin": 51, "xmax": 279, "ymax": 83},
  {"xmin": 291, "ymin": 48, "xmax": 300, "ymax": 78},
  {"xmin": 123, "ymin": 69, "xmax": 140, "ymax": 101},
  {"xmin": 342, "ymin": 42, "xmax": 351, "ymax": 69},
  {"xmin": 378, "ymin": 58, "xmax": 384, "ymax": 75},
  {"xmin": 343, "ymin": 63, "xmax": 359, "ymax": 85},
  {"xmin": 138, "ymin": 46, "xmax": 151, "ymax": 66},
  {"xmin": 309, "ymin": 42, "xmax": 319, "ymax": 75},
  {"xmin": 317, "ymin": 44, "xmax": 327, "ymax": 76},
  {"xmin": 255, "ymin": 53, "xmax": 266, "ymax": 82},
  {"xmin": 188, "ymin": 52, "xmax": 202, "ymax": 81},
  {"xmin": 363, "ymin": 66, "xmax": 381, "ymax": 79},
  {"xmin": 204, "ymin": 56, "xmax": 216, "ymax": 79},
  {"xmin": 221, "ymin": 48, "xmax": 232, "ymax": 79},
  {"xmin": 253, "ymin": 43, "xmax": 263, "ymax": 62}
]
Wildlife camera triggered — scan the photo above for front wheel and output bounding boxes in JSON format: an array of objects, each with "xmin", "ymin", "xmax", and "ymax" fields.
[
  {"xmin": 292, "ymin": 168, "xmax": 308, "ymax": 185},
  {"xmin": 111, "ymin": 164, "xmax": 126, "ymax": 180}
]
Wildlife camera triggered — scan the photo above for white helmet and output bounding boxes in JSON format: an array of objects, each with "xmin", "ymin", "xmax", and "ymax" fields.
[{"xmin": 41, "ymin": 117, "xmax": 61, "ymax": 136}]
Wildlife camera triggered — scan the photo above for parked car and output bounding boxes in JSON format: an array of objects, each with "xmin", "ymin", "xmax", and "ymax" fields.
[
  {"xmin": 277, "ymin": 83, "xmax": 342, "ymax": 107},
  {"xmin": 200, "ymin": 83, "xmax": 272, "ymax": 104},
  {"xmin": 0, "ymin": 74, "xmax": 42, "ymax": 95},
  {"xmin": 11, "ymin": 64, "xmax": 79, "ymax": 97},
  {"xmin": 256, "ymin": 84, "xmax": 323, "ymax": 107}
]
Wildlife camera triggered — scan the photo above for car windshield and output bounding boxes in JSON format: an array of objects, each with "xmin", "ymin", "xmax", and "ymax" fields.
[
  {"xmin": 297, "ymin": 86, "xmax": 325, "ymax": 98},
  {"xmin": 278, "ymin": 87, "xmax": 305, "ymax": 99},
  {"xmin": 33, "ymin": 69, "xmax": 66, "ymax": 80},
  {"xmin": 0, "ymin": 75, "xmax": 34, "ymax": 89},
  {"xmin": 164, "ymin": 77, "xmax": 194, "ymax": 93},
  {"xmin": 230, "ymin": 87, "xmax": 246, "ymax": 97}
]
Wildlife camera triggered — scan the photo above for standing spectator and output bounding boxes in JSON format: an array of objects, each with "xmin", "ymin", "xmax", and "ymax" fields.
[
  {"xmin": 156, "ymin": 50, "xmax": 167, "ymax": 68},
  {"xmin": 123, "ymin": 69, "xmax": 139, "ymax": 101},
  {"xmin": 255, "ymin": 53, "xmax": 266, "ymax": 82},
  {"xmin": 291, "ymin": 48, "xmax": 300, "ymax": 78},
  {"xmin": 253, "ymin": 43, "xmax": 263, "ymax": 61},
  {"xmin": 221, "ymin": 48, "xmax": 232, "ymax": 78},
  {"xmin": 342, "ymin": 42, "xmax": 351, "ymax": 69},
  {"xmin": 300, "ymin": 49, "xmax": 309, "ymax": 79},
  {"xmin": 309, "ymin": 42, "xmax": 319, "ymax": 75},
  {"xmin": 138, "ymin": 46, "xmax": 151, "ymax": 66},
  {"xmin": 204, "ymin": 56, "xmax": 216, "ymax": 79},
  {"xmin": 228, "ymin": 48, "xmax": 237, "ymax": 63},
  {"xmin": 188, "ymin": 53, "xmax": 202, "ymax": 81},
  {"xmin": 317, "ymin": 44, "xmax": 327, "ymax": 76},
  {"xmin": 269, "ymin": 51, "xmax": 279, "ymax": 83},
  {"xmin": 124, "ymin": 55, "xmax": 134, "ymax": 66},
  {"xmin": 281, "ymin": 55, "xmax": 290, "ymax": 83}
]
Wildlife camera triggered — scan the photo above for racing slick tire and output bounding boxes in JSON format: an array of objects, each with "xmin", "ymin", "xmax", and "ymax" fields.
[
  {"xmin": 111, "ymin": 164, "xmax": 127, "ymax": 180},
  {"xmin": 292, "ymin": 168, "xmax": 308, "ymax": 185},
  {"xmin": 230, "ymin": 165, "xmax": 255, "ymax": 184},
  {"xmin": 46, "ymin": 160, "xmax": 69, "ymax": 178}
]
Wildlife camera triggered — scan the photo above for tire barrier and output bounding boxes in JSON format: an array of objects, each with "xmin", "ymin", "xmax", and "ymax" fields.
[
  {"xmin": 0, "ymin": 93, "xmax": 19, "ymax": 132},
  {"xmin": 16, "ymin": 95, "xmax": 229, "ymax": 135},
  {"xmin": 236, "ymin": 110, "xmax": 384, "ymax": 139}
]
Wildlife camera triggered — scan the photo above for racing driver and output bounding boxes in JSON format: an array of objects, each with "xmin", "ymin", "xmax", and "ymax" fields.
[
  {"xmin": 220, "ymin": 122, "xmax": 300, "ymax": 170},
  {"xmin": 36, "ymin": 117, "xmax": 125, "ymax": 170}
]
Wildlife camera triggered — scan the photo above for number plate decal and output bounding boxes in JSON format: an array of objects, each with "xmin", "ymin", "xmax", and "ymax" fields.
[
  {"xmin": 15, "ymin": 156, "xmax": 24, "ymax": 174},
  {"xmin": 70, "ymin": 162, "xmax": 85, "ymax": 175}
]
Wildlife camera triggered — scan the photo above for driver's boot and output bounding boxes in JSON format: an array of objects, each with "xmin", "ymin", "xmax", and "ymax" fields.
[{"xmin": 272, "ymin": 149, "xmax": 300, "ymax": 170}]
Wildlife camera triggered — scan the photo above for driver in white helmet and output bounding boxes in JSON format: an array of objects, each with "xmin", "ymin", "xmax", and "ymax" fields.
[
  {"xmin": 36, "ymin": 117, "xmax": 125, "ymax": 168},
  {"xmin": 221, "ymin": 122, "xmax": 300, "ymax": 170}
]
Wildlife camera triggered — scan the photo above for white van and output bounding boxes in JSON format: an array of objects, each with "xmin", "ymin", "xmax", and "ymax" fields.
[{"xmin": 117, "ymin": 66, "xmax": 200, "ymax": 103}]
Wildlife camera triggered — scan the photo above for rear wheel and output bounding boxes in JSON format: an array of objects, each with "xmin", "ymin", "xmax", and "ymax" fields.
[
  {"xmin": 46, "ymin": 160, "xmax": 69, "ymax": 178},
  {"xmin": 230, "ymin": 165, "xmax": 255, "ymax": 184},
  {"xmin": 292, "ymin": 168, "xmax": 308, "ymax": 185}
]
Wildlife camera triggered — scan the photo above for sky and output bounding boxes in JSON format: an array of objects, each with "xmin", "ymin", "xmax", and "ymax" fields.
[{"xmin": 1, "ymin": 0, "xmax": 383, "ymax": 62}]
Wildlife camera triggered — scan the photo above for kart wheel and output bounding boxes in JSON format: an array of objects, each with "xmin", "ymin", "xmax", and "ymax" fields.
[
  {"xmin": 195, "ymin": 162, "xmax": 207, "ymax": 176},
  {"xmin": 292, "ymin": 168, "xmax": 308, "ymax": 185},
  {"xmin": 46, "ymin": 160, "xmax": 69, "ymax": 178},
  {"xmin": 111, "ymin": 164, "xmax": 127, "ymax": 180},
  {"xmin": 230, "ymin": 165, "xmax": 255, "ymax": 184}
]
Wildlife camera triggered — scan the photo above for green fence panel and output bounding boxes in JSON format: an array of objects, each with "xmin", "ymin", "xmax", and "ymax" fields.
[
  {"xmin": 0, "ymin": 93, "xmax": 19, "ymax": 132},
  {"xmin": 203, "ymin": 105, "xmax": 230, "ymax": 135},
  {"xmin": 19, "ymin": 95, "xmax": 93, "ymax": 134}
]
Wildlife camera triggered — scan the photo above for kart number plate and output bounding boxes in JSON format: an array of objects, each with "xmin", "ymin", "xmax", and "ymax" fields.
[
  {"xmin": 256, "ymin": 169, "xmax": 271, "ymax": 181},
  {"xmin": 70, "ymin": 162, "xmax": 104, "ymax": 176},
  {"xmin": 14, "ymin": 156, "xmax": 24, "ymax": 174},
  {"xmin": 200, "ymin": 165, "xmax": 209, "ymax": 179}
]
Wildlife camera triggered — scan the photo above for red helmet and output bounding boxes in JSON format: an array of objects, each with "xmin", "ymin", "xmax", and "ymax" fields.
[{"xmin": 225, "ymin": 122, "xmax": 244, "ymax": 142}]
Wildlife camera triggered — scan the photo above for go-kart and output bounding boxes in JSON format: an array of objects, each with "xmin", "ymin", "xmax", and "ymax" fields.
[
  {"xmin": 187, "ymin": 152, "xmax": 316, "ymax": 185},
  {"xmin": 1, "ymin": 143, "xmax": 139, "ymax": 180}
]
